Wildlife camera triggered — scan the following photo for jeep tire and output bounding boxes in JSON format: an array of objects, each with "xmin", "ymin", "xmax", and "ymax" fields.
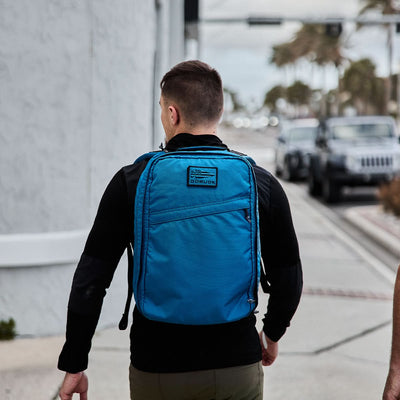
[
  {"xmin": 322, "ymin": 178, "xmax": 341, "ymax": 203},
  {"xmin": 308, "ymin": 171, "xmax": 322, "ymax": 196},
  {"xmin": 282, "ymin": 159, "xmax": 293, "ymax": 181}
]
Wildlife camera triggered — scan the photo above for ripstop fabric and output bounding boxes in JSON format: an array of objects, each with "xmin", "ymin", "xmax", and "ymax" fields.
[{"xmin": 133, "ymin": 148, "xmax": 261, "ymax": 325}]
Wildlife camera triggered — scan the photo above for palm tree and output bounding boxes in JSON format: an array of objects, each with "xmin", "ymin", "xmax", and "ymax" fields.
[
  {"xmin": 341, "ymin": 58, "xmax": 385, "ymax": 114},
  {"xmin": 223, "ymin": 88, "xmax": 244, "ymax": 112},
  {"xmin": 270, "ymin": 43, "xmax": 296, "ymax": 66},
  {"xmin": 314, "ymin": 35, "xmax": 345, "ymax": 68},
  {"xmin": 263, "ymin": 85, "xmax": 286, "ymax": 112},
  {"xmin": 286, "ymin": 80, "xmax": 312, "ymax": 116},
  {"xmin": 359, "ymin": 0, "xmax": 395, "ymax": 16},
  {"xmin": 358, "ymin": 0, "xmax": 396, "ymax": 113},
  {"xmin": 270, "ymin": 23, "xmax": 346, "ymax": 116},
  {"xmin": 270, "ymin": 24, "xmax": 345, "ymax": 84},
  {"xmin": 270, "ymin": 43, "xmax": 297, "ymax": 84},
  {"xmin": 290, "ymin": 24, "xmax": 324, "ymax": 59}
]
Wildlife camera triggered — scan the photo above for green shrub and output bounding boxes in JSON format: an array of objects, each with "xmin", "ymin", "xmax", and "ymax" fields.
[
  {"xmin": 378, "ymin": 178, "xmax": 400, "ymax": 217},
  {"xmin": 0, "ymin": 318, "xmax": 16, "ymax": 340}
]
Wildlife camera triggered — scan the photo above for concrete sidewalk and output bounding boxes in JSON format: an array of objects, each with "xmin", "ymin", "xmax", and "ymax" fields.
[
  {"xmin": 0, "ymin": 324, "xmax": 131, "ymax": 399},
  {"xmin": 261, "ymin": 181, "xmax": 395, "ymax": 400},
  {"xmin": 243, "ymin": 132, "xmax": 396, "ymax": 399},
  {"xmin": 1, "ymin": 129, "xmax": 399, "ymax": 399}
]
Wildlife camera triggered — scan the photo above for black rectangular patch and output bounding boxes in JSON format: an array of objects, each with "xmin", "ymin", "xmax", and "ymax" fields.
[{"xmin": 187, "ymin": 166, "xmax": 218, "ymax": 187}]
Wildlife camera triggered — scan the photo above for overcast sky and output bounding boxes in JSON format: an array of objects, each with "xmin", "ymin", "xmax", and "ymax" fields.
[{"xmin": 197, "ymin": 0, "xmax": 400, "ymax": 108}]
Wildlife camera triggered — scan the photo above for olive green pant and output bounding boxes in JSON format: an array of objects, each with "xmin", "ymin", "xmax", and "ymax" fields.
[{"xmin": 129, "ymin": 362, "xmax": 264, "ymax": 400}]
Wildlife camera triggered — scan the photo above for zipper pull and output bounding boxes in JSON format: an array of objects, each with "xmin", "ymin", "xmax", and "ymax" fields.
[{"xmin": 244, "ymin": 209, "xmax": 251, "ymax": 223}]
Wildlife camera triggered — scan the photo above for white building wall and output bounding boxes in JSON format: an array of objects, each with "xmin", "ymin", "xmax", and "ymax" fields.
[
  {"xmin": 0, "ymin": 0, "xmax": 185, "ymax": 336},
  {"xmin": 152, "ymin": 0, "xmax": 185, "ymax": 149},
  {"xmin": 0, "ymin": 0, "xmax": 93, "ymax": 234}
]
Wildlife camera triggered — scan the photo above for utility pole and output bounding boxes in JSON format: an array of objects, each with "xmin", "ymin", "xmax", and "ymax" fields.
[
  {"xmin": 184, "ymin": 0, "xmax": 200, "ymax": 59},
  {"xmin": 392, "ymin": 0, "xmax": 400, "ymax": 119}
]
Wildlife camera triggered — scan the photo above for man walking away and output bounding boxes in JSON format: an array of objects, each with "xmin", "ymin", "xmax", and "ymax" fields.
[{"xmin": 58, "ymin": 60, "xmax": 303, "ymax": 400}]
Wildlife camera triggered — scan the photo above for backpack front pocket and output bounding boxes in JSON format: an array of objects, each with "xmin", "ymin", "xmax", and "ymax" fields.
[{"xmin": 139, "ymin": 198, "xmax": 257, "ymax": 325}]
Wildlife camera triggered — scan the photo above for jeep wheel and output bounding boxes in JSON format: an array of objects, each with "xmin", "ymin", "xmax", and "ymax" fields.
[
  {"xmin": 282, "ymin": 159, "xmax": 293, "ymax": 181},
  {"xmin": 322, "ymin": 178, "xmax": 341, "ymax": 203},
  {"xmin": 308, "ymin": 172, "xmax": 322, "ymax": 196}
]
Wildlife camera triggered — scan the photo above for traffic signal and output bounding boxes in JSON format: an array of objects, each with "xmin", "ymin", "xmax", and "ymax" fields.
[
  {"xmin": 247, "ymin": 16, "xmax": 283, "ymax": 26},
  {"xmin": 325, "ymin": 23, "xmax": 342, "ymax": 38},
  {"xmin": 185, "ymin": 0, "xmax": 199, "ymax": 23}
]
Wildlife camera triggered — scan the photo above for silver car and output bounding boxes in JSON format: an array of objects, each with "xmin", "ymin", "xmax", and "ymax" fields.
[{"xmin": 275, "ymin": 118, "xmax": 319, "ymax": 180}]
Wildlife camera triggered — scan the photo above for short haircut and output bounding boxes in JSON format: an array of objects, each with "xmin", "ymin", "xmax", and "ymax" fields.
[{"xmin": 160, "ymin": 60, "xmax": 223, "ymax": 126}]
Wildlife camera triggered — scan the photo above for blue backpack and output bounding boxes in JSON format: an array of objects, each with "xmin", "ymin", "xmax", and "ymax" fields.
[{"xmin": 119, "ymin": 147, "xmax": 261, "ymax": 328}]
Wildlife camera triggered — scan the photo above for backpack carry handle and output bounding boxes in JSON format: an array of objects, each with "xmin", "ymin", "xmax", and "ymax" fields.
[
  {"xmin": 176, "ymin": 146, "xmax": 229, "ymax": 152},
  {"xmin": 175, "ymin": 146, "xmax": 256, "ymax": 167}
]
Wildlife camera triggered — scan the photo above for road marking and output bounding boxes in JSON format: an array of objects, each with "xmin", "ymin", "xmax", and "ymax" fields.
[
  {"xmin": 313, "ymin": 320, "xmax": 391, "ymax": 355},
  {"xmin": 303, "ymin": 286, "xmax": 392, "ymax": 301}
]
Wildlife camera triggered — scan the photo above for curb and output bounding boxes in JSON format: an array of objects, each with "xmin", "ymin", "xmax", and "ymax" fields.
[{"xmin": 344, "ymin": 206, "xmax": 400, "ymax": 260}]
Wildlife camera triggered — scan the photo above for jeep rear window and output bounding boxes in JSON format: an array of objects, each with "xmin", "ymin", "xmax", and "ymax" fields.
[
  {"xmin": 331, "ymin": 124, "xmax": 393, "ymax": 140},
  {"xmin": 288, "ymin": 127, "xmax": 318, "ymax": 142}
]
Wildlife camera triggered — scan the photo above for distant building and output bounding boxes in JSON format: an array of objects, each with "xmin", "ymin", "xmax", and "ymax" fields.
[{"xmin": 0, "ymin": 0, "xmax": 186, "ymax": 336}]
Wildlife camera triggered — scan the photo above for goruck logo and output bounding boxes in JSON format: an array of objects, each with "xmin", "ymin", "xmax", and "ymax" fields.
[{"xmin": 187, "ymin": 166, "xmax": 218, "ymax": 187}]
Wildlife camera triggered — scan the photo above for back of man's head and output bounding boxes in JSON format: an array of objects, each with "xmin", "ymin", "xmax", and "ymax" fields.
[{"xmin": 160, "ymin": 60, "xmax": 223, "ymax": 127}]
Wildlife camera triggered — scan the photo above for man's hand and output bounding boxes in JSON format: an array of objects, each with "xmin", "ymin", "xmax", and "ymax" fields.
[
  {"xmin": 59, "ymin": 372, "xmax": 88, "ymax": 400},
  {"xmin": 259, "ymin": 330, "xmax": 278, "ymax": 366},
  {"xmin": 383, "ymin": 369, "xmax": 400, "ymax": 400}
]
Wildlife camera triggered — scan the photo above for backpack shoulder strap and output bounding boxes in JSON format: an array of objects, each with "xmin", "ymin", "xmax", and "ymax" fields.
[
  {"xmin": 229, "ymin": 150, "xmax": 256, "ymax": 166},
  {"xmin": 119, "ymin": 150, "xmax": 162, "ymax": 330},
  {"xmin": 118, "ymin": 243, "xmax": 134, "ymax": 330},
  {"xmin": 134, "ymin": 150, "xmax": 162, "ymax": 164}
]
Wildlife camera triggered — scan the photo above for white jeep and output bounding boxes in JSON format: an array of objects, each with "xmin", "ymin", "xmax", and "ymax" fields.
[{"xmin": 308, "ymin": 115, "xmax": 400, "ymax": 203}]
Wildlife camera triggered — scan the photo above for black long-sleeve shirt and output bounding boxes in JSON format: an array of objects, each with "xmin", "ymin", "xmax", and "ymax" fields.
[{"xmin": 58, "ymin": 133, "xmax": 302, "ymax": 373}]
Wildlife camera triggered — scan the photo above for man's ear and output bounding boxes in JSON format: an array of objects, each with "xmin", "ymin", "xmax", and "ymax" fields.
[{"xmin": 168, "ymin": 105, "xmax": 180, "ymax": 126}]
